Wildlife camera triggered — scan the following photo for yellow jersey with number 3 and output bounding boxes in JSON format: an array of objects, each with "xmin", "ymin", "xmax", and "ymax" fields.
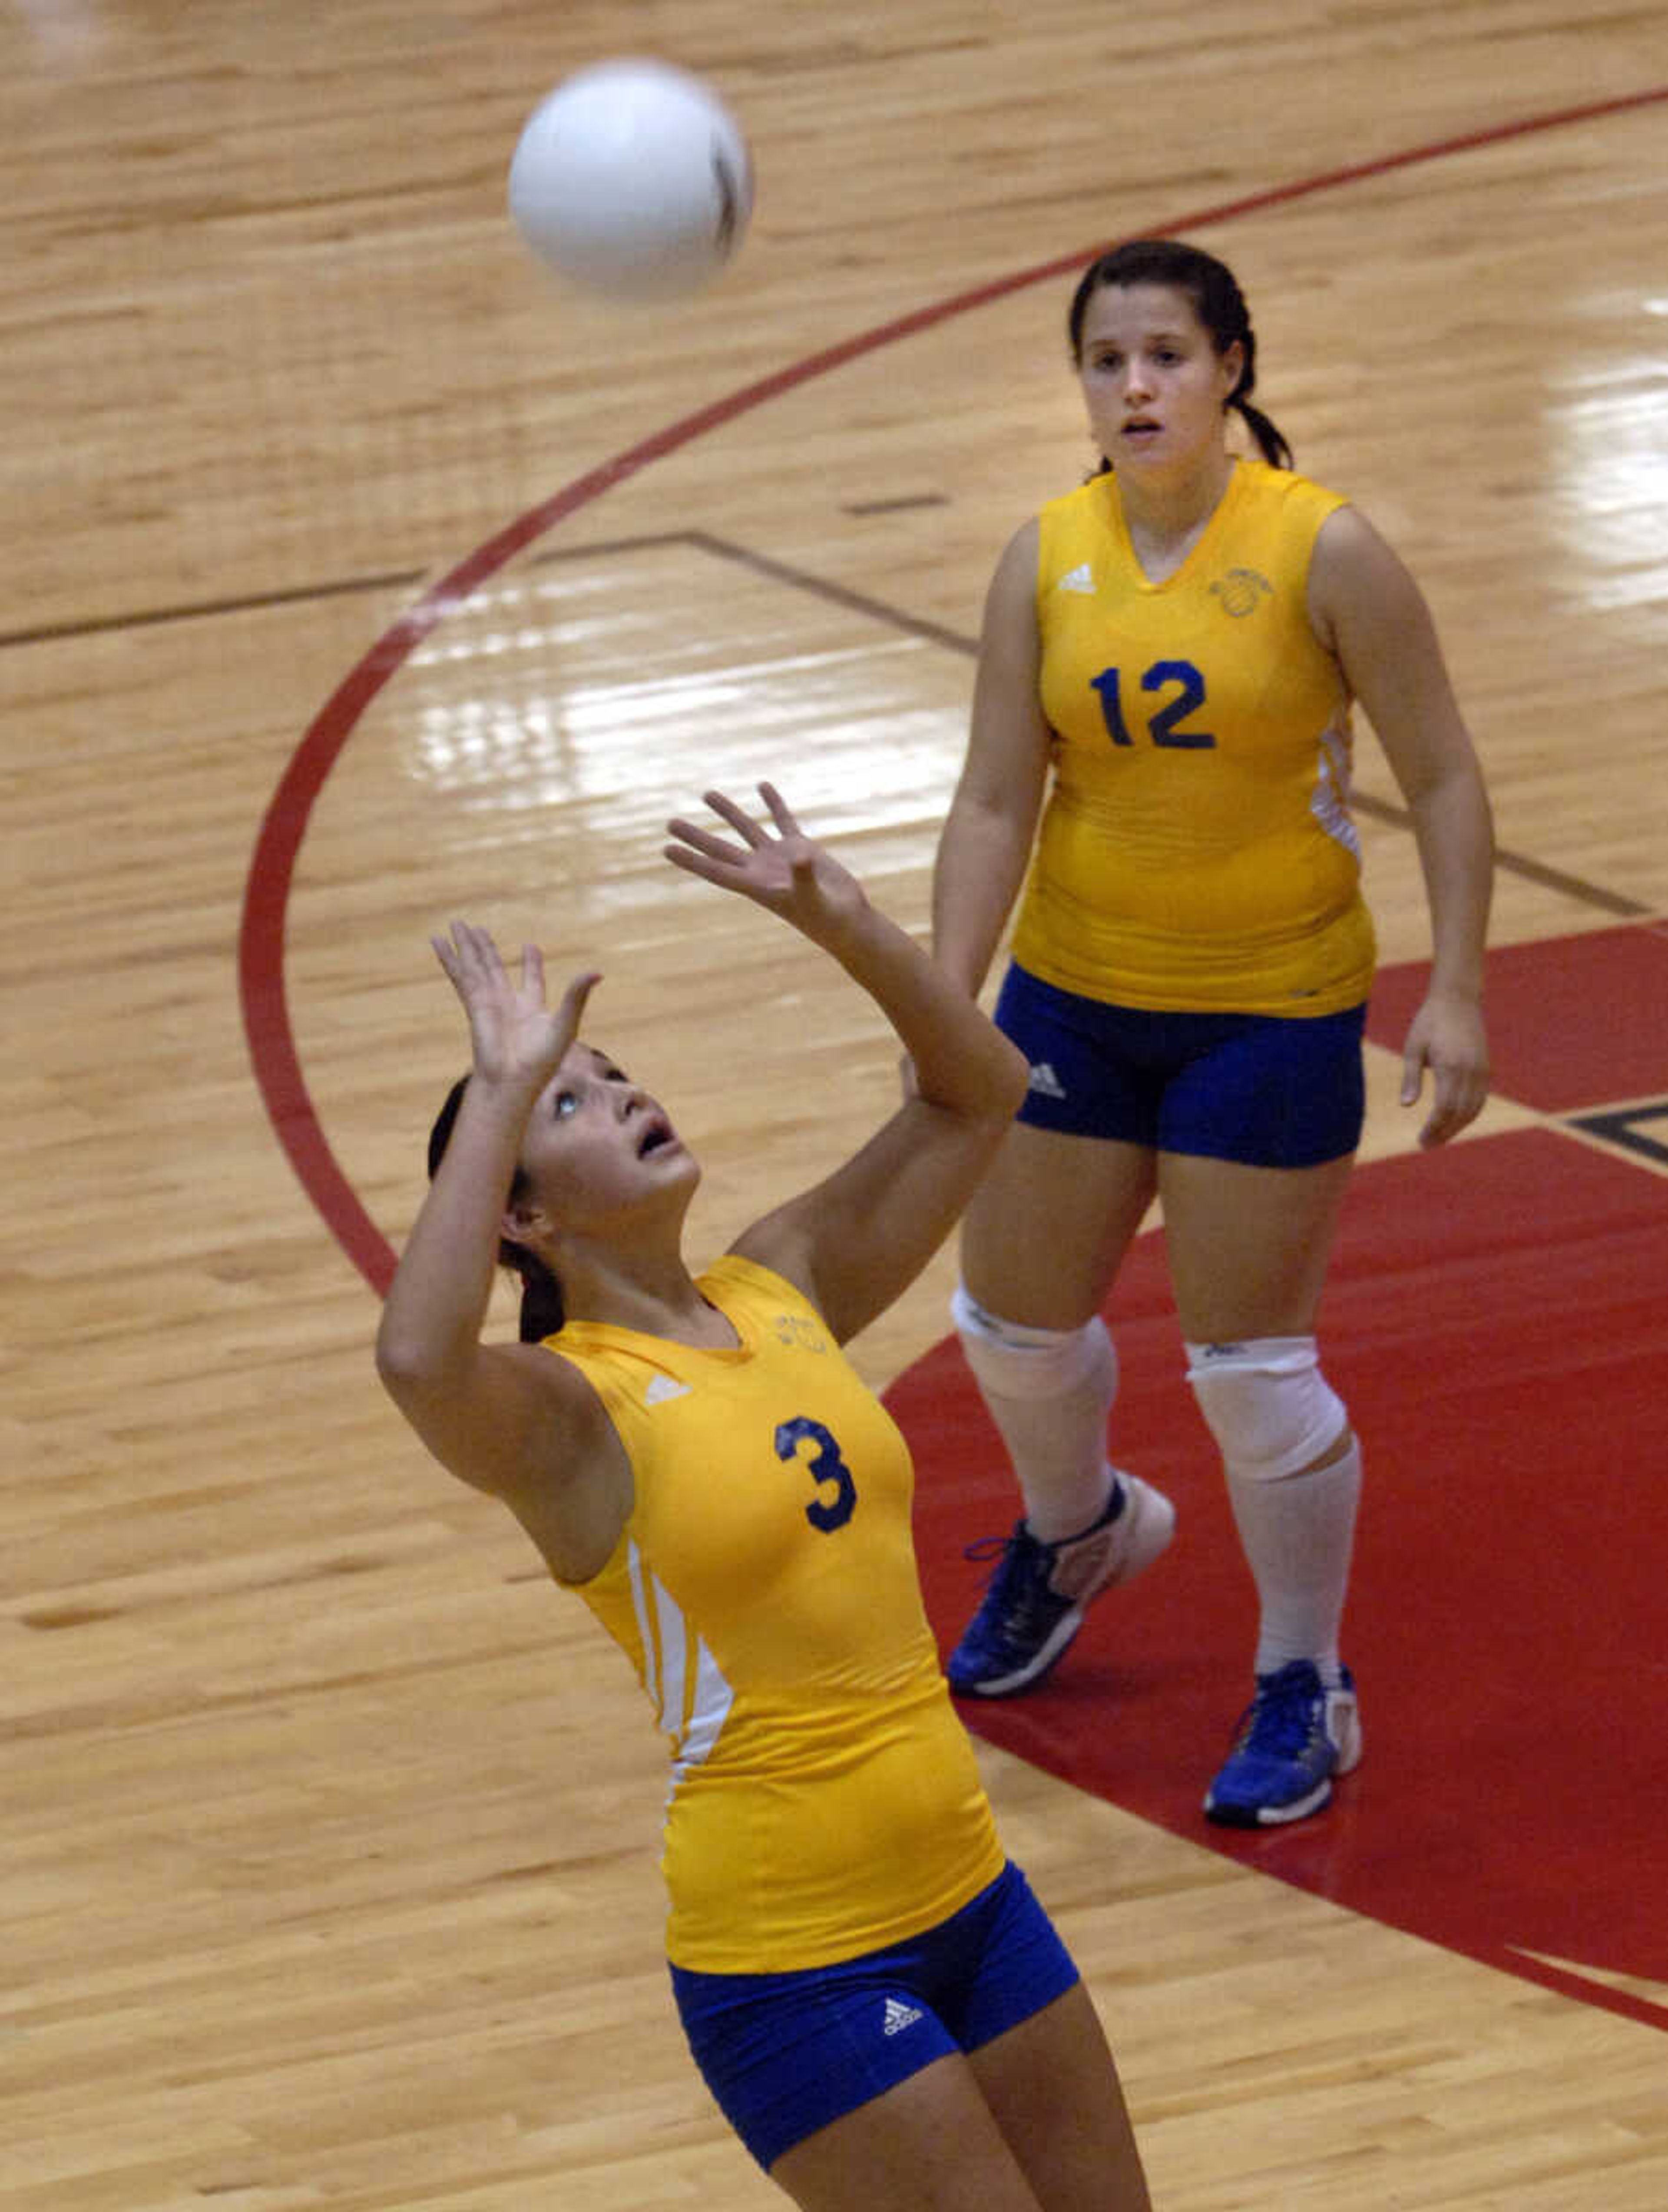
[
  {"xmin": 552, "ymin": 1253, "xmax": 1003, "ymax": 1973},
  {"xmin": 1012, "ymin": 457, "xmax": 1375, "ymax": 1014}
]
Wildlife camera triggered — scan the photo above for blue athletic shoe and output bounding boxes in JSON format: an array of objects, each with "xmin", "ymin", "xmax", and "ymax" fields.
[
  {"xmin": 1204, "ymin": 1659, "xmax": 1362, "ymax": 1827},
  {"xmin": 946, "ymin": 1474, "xmax": 1175, "ymax": 1698}
]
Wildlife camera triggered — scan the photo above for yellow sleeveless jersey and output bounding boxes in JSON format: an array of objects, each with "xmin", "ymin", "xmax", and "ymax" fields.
[
  {"xmin": 1012, "ymin": 458, "xmax": 1376, "ymax": 1014},
  {"xmin": 550, "ymin": 1254, "xmax": 1004, "ymax": 1973}
]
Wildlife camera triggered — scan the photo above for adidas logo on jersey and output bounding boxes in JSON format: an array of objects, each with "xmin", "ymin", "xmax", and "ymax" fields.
[
  {"xmin": 1027, "ymin": 1060, "xmax": 1067, "ymax": 1099},
  {"xmin": 1056, "ymin": 562, "xmax": 1095, "ymax": 594},
  {"xmin": 645, "ymin": 1374, "xmax": 692, "ymax": 1405},
  {"xmin": 882, "ymin": 1997, "xmax": 924, "ymax": 2036}
]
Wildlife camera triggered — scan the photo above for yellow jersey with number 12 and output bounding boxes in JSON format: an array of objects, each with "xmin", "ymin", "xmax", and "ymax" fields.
[
  {"xmin": 553, "ymin": 1253, "xmax": 1004, "ymax": 1974},
  {"xmin": 1013, "ymin": 457, "xmax": 1376, "ymax": 1015}
]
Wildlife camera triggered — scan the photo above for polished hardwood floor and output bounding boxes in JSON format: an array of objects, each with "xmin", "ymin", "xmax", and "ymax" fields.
[{"xmin": 4, "ymin": 1, "xmax": 1667, "ymax": 2205}]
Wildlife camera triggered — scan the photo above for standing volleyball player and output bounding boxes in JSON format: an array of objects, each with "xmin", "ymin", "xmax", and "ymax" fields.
[
  {"xmin": 377, "ymin": 785, "xmax": 1152, "ymax": 2209},
  {"xmin": 934, "ymin": 238, "xmax": 1494, "ymax": 1826}
]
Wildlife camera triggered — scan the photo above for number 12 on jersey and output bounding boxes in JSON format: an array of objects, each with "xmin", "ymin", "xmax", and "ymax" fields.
[{"xmin": 1091, "ymin": 659, "xmax": 1215, "ymax": 750}]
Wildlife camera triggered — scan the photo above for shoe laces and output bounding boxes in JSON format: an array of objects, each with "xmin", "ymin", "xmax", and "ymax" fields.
[
  {"xmin": 961, "ymin": 1524, "xmax": 1056, "ymax": 1643},
  {"xmin": 961, "ymin": 1531, "xmax": 1017, "ymax": 1568},
  {"xmin": 1230, "ymin": 1662, "xmax": 1324, "ymax": 1760}
]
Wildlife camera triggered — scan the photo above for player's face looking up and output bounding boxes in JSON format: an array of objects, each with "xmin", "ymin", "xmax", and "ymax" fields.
[
  {"xmin": 1074, "ymin": 281, "xmax": 1244, "ymax": 474},
  {"xmin": 514, "ymin": 1045, "xmax": 695, "ymax": 1232}
]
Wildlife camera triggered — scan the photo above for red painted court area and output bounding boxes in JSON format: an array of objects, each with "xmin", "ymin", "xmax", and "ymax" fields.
[
  {"xmin": 1367, "ymin": 921, "xmax": 1668, "ymax": 1116},
  {"xmin": 896, "ymin": 925, "xmax": 1668, "ymax": 2035}
]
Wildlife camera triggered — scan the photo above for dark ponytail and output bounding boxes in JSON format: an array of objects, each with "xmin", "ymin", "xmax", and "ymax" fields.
[
  {"xmin": 509, "ymin": 1253, "xmax": 566, "ymax": 1344},
  {"xmin": 427, "ymin": 1074, "xmax": 566, "ymax": 1344},
  {"xmin": 1067, "ymin": 238, "xmax": 1293, "ymax": 470}
]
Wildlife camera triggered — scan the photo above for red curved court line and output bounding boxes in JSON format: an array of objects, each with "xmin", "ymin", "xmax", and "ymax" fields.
[{"xmin": 237, "ymin": 84, "xmax": 1668, "ymax": 1288}]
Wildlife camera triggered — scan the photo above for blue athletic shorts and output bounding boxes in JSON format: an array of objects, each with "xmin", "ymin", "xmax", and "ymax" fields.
[
  {"xmin": 994, "ymin": 962, "xmax": 1367, "ymax": 1168},
  {"xmin": 668, "ymin": 1860, "xmax": 1079, "ymax": 2171}
]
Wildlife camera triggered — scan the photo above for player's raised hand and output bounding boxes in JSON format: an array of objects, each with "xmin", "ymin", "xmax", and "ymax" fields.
[
  {"xmin": 664, "ymin": 783, "xmax": 870, "ymax": 946},
  {"xmin": 431, "ymin": 921, "xmax": 599, "ymax": 1094}
]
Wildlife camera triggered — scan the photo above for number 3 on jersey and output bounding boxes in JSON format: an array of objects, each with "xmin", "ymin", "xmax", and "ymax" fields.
[
  {"xmin": 775, "ymin": 1416, "xmax": 857, "ymax": 1532},
  {"xmin": 1091, "ymin": 659, "xmax": 1215, "ymax": 750}
]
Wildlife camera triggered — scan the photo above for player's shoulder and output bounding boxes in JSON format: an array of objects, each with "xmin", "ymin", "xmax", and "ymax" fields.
[
  {"xmin": 1032, "ymin": 471, "xmax": 1115, "ymax": 587},
  {"xmin": 1038, "ymin": 467, "xmax": 1112, "ymax": 528},
  {"xmin": 1240, "ymin": 455, "xmax": 1350, "ymax": 521}
]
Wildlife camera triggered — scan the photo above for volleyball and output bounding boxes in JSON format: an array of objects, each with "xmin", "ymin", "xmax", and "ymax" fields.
[{"xmin": 507, "ymin": 59, "xmax": 753, "ymax": 304}]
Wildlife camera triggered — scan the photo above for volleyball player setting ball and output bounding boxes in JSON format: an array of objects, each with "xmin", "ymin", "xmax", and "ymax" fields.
[{"xmin": 507, "ymin": 57, "xmax": 753, "ymax": 303}]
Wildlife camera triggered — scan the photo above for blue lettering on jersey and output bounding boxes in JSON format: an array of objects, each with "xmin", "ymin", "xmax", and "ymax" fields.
[
  {"xmin": 775, "ymin": 1416, "xmax": 857, "ymax": 1533},
  {"xmin": 1089, "ymin": 664, "xmax": 1133, "ymax": 745},
  {"xmin": 1144, "ymin": 659, "xmax": 1214, "ymax": 748},
  {"xmin": 1091, "ymin": 659, "xmax": 1215, "ymax": 751}
]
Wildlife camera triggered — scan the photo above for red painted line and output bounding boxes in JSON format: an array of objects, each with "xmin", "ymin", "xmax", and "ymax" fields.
[
  {"xmin": 238, "ymin": 84, "xmax": 1668, "ymax": 1289},
  {"xmin": 1492, "ymin": 1952, "xmax": 1668, "ymax": 2040}
]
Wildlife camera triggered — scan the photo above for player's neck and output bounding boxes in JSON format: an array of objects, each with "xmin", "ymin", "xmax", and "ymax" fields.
[
  {"xmin": 1115, "ymin": 449, "xmax": 1235, "ymax": 579},
  {"xmin": 559, "ymin": 1236, "xmax": 739, "ymax": 1348}
]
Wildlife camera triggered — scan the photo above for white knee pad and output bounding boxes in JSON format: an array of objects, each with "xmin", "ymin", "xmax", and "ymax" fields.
[
  {"xmin": 1184, "ymin": 1335, "xmax": 1347, "ymax": 1481},
  {"xmin": 952, "ymin": 1283, "xmax": 1117, "ymax": 1403}
]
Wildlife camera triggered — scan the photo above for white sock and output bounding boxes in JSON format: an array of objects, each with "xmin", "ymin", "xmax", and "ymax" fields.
[
  {"xmin": 1024, "ymin": 1461, "xmax": 1119, "ymax": 1545},
  {"xmin": 1225, "ymin": 1438, "xmax": 1361, "ymax": 1681},
  {"xmin": 986, "ymin": 1387, "xmax": 1118, "ymax": 1543}
]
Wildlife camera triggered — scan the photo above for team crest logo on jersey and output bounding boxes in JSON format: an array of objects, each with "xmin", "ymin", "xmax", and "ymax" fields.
[
  {"xmin": 774, "ymin": 1313, "xmax": 829, "ymax": 1354},
  {"xmin": 1210, "ymin": 567, "xmax": 1274, "ymax": 617}
]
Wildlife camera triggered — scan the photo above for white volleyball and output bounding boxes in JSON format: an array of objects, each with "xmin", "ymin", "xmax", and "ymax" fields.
[{"xmin": 508, "ymin": 58, "xmax": 753, "ymax": 303}]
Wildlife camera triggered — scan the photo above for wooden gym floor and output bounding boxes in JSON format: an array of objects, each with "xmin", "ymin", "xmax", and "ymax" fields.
[{"xmin": 4, "ymin": 2, "xmax": 1667, "ymax": 2205}]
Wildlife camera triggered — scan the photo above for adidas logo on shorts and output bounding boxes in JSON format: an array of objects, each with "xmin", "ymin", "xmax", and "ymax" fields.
[{"xmin": 882, "ymin": 1997, "xmax": 923, "ymax": 2036}]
